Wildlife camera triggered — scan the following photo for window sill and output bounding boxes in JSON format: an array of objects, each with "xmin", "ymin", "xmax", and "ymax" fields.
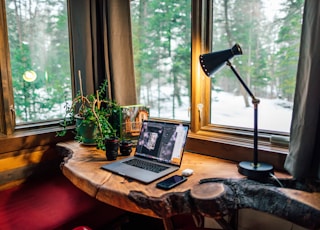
[
  {"xmin": 185, "ymin": 130, "xmax": 289, "ymax": 171},
  {"xmin": 0, "ymin": 126, "xmax": 74, "ymax": 154},
  {"xmin": 0, "ymin": 124, "xmax": 289, "ymax": 171}
]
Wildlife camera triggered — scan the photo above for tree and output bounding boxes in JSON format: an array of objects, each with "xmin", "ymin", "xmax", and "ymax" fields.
[
  {"xmin": 275, "ymin": 0, "xmax": 304, "ymax": 101},
  {"xmin": 5, "ymin": 0, "xmax": 71, "ymax": 123},
  {"xmin": 211, "ymin": 0, "xmax": 303, "ymax": 105},
  {"xmin": 131, "ymin": 0, "xmax": 191, "ymax": 119}
]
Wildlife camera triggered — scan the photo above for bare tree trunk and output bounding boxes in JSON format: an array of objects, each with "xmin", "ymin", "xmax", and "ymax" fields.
[
  {"xmin": 136, "ymin": 0, "xmax": 148, "ymax": 102},
  {"xmin": 223, "ymin": 0, "xmax": 250, "ymax": 107},
  {"xmin": 223, "ymin": 0, "xmax": 232, "ymax": 47}
]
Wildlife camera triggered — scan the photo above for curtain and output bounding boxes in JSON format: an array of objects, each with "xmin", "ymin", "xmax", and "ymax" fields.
[
  {"xmin": 284, "ymin": 0, "xmax": 320, "ymax": 180},
  {"xmin": 68, "ymin": 0, "xmax": 137, "ymax": 106}
]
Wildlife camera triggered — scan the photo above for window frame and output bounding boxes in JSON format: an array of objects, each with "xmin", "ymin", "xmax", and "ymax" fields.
[
  {"xmin": 0, "ymin": 0, "xmax": 289, "ymax": 171},
  {"xmin": 0, "ymin": 0, "xmax": 15, "ymax": 135},
  {"xmin": 0, "ymin": 0, "xmax": 73, "ymax": 151},
  {"xmin": 191, "ymin": 0, "xmax": 212, "ymax": 134},
  {"xmin": 189, "ymin": 0, "xmax": 288, "ymax": 170},
  {"xmin": 192, "ymin": 0, "xmax": 293, "ymax": 136}
]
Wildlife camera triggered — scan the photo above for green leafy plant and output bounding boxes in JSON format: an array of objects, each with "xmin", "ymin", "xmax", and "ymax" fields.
[{"xmin": 57, "ymin": 73, "xmax": 119, "ymax": 150}]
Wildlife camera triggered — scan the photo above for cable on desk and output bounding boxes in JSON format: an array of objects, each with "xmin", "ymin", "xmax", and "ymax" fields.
[{"xmin": 269, "ymin": 173, "xmax": 284, "ymax": 188}]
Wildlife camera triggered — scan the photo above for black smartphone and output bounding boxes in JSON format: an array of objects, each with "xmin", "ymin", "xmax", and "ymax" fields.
[{"xmin": 156, "ymin": 175, "xmax": 187, "ymax": 190}]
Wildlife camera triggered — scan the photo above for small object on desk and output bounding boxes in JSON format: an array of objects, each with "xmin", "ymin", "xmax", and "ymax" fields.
[
  {"xmin": 119, "ymin": 139, "xmax": 133, "ymax": 156},
  {"xmin": 182, "ymin": 168, "xmax": 193, "ymax": 177},
  {"xmin": 105, "ymin": 137, "xmax": 119, "ymax": 161},
  {"xmin": 156, "ymin": 175, "xmax": 187, "ymax": 190}
]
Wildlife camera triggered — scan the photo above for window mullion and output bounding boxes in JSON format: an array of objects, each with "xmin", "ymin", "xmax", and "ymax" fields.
[
  {"xmin": 191, "ymin": 0, "xmax": 212, "ymax": 133},
  {"xmin": 0, "ymin": 0, "xmax": 15, "ymax": 135}
]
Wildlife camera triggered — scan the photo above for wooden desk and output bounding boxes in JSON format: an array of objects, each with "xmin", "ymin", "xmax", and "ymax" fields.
[{"xmin": 57, "ymin": 141, "xmax": 320, "ymax": 230}]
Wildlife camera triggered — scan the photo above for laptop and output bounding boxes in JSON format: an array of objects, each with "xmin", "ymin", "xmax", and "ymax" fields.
[{"xmin": 101, "ymin": 120, "xmax": 189, "ymax": 184}]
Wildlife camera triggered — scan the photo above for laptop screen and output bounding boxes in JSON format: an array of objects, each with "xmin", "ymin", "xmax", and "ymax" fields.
[{"xmin": 135, "ymin": 120, "xmax": 189, "ymax": 166}]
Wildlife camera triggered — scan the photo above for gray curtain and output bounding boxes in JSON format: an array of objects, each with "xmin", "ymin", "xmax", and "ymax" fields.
[
  {"xmin": 284, "ymin": 0, "xmax": 320, "ymax": 180},
  {"xmin": 68, "ymin": 0, "xmax": 137, "ymax": 105}
]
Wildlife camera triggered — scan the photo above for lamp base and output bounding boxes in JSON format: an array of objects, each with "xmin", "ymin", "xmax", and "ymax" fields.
[{"xmin": 238, "ymin": 161, "xmax": 274, "ymax": 180}]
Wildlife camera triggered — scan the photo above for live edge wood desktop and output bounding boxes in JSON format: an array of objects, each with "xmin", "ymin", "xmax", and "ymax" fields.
[{"xmin": 56, "ymin": 141, "xmax": 320, "ymax": 230}]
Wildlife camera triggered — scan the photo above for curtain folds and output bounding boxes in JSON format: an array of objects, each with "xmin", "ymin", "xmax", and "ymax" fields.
[
  {"xmin": 68, "ymin": 0, "xmax": 137, "ymax": 105},
  {"xmin": 284, "ymin": 0, "xmax": 320, "ymax": 180}
]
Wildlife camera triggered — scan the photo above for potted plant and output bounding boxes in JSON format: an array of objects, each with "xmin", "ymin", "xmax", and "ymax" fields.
[{"xmin": 57, "ymin": 72, "xmax": 119, "ymax": 150}]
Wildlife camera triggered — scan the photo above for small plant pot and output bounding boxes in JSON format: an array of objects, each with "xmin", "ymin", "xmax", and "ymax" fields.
[
  {"xmin": 120, "ymin": 140, "xmax": 133, "ymax": 156},
  {"xmin": 75, "ymin": 114, "xmax": 98, "ymax": 145},
  {"xmin": 105, "ymin": 137, "xmax": 119, "ymax": 161}
]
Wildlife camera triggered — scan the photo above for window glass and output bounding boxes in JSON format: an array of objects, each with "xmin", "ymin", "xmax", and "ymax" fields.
[
  {"xmin": 130, "ymin": 0, "xmax": 191, "ymax": 121},
  {"xmin": 5, "ymin": 0, "xmax": 72, "ymax": 124},
  {"xmin": 210, "ymin": 0, "xmax": 303, "ymax": 133}
]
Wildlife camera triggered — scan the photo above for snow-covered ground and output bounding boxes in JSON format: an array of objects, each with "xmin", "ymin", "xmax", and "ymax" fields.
[
  {"xmin": 145, "ymin": 90, "xmax": 292, "ymax": 133},
  {"xmin": 211, "ymin": 91, "xmax": 292, "ymax": 132},
  {"xmin": 18, "ymin": 84, "xmax": 292, "ymax": 133}
]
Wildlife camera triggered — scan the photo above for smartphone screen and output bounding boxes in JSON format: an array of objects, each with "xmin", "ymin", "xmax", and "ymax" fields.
[{"xmin": 156, "ymin": 175, "xmax": 187, "ymax": 190}]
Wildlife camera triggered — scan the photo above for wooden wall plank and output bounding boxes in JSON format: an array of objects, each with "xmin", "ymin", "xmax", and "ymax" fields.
[
  {"xmin": 0, "ymin": 147, "xmax": 51, "ymax": 172},
  {"xmin": 0, "ymin": 145, "xmax": 63, "ymax": 190}
]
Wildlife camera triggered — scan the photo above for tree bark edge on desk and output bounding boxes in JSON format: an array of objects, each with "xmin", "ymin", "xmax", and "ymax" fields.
[{"xmin": 129, "ymin": 178, "xmax": 320, "ymax": 229}]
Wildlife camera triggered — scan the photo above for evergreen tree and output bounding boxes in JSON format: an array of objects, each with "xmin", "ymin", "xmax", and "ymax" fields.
[
  {"xmin": 275, "ymin": 0, "xmax": 304, "ymax": 101},
  {"xmin": 131, "ymin": 0, "xmax": 191, "ymax": 118},
  {"xmin": 5, "ymin": 0, "xmax": 71, "ymax": 123}
]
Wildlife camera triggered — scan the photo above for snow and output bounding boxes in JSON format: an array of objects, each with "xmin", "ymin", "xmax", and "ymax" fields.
[
  {"xmin": 211, "ymin": 91, "xmax": 292, "ymax": 132},
  {"xmin": 145, "ymin": 90, "xmax": 292, "ymax": 133}
]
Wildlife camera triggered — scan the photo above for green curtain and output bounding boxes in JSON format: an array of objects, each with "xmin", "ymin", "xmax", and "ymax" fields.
[
  {"xmin": 285, "ymin": 0, "xmax": 320, "ymax": 180},
  {"xmin": 68, "ymin": 0, "xmax": 137, "ymax": 105}
]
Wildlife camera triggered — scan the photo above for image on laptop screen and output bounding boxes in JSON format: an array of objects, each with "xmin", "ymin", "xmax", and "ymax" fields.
[{"xmin": 135, "ymin": 120, "xmax": 188, "ymax": 166}]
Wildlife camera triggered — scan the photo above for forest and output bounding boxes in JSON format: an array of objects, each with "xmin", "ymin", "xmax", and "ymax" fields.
[
  {"xmin": 130, "ymin": 0, "xmax": 303, "ymax": 125},
  {"xmin": 6, "ymin": 0, "xmax": 71, "ymax": 123},
  {"xmin": 5, "ymin": 0, "xmax": 303, "ymax": 126}
]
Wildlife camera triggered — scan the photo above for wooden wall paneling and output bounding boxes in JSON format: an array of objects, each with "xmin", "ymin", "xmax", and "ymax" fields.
[{"xmin": 0, "ymin": 145, "xmax": 63, "ymax": 190}]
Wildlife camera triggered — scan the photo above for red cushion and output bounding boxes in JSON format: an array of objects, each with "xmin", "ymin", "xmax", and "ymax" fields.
[
  {"xmin": 0, "ymin": 173, "xmax": 124, "ymax": 230},
  {"xmin": 72, "ymin": 226, "xmax": 92, "ymax": 230}
]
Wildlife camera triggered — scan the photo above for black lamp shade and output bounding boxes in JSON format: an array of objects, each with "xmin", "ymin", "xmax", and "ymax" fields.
[{"xmin": 199, "ymin": 43, "xmax": 243, "ymax": 77}]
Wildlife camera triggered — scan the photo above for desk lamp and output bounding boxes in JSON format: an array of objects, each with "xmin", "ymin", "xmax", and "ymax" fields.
[{"xmin": 199, "ymin": 43, "xmax": 274, "ymax": 180}]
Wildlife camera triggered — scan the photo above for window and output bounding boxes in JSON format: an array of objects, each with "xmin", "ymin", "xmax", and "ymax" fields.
[
  {"xmin": 5, "ymin": 0, "xmax": 72, "ymax": 125},
  {"xmin": 130, "ymin": 0, "xmax": 191, "ymax": 121},
  {"xmin": 209, "ymin": 0, "xmax": 303, "ymax": 133},
  {"xmin": 131, "ymin": 0, "xmax": 303, "ymax": 136}
]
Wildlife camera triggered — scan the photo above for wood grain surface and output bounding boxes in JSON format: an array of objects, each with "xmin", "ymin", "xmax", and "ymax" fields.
[{"xmin": 57, "ymin": 141, "xmax": 320, "ymax": 229}]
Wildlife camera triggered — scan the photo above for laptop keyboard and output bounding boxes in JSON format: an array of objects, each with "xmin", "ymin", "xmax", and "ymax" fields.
[{"xmin": 124, "ymin": 158, "xmax": 169, "ymax": 173}]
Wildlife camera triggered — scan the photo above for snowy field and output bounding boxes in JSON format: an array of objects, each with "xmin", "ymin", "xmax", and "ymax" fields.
[
  {"xmin": 145, "ymin": 90, "xmax": 292, "ymax": 133},
  {"xmin": 211, "ymin": 91, "xmax": 292, "ymax": 133}
]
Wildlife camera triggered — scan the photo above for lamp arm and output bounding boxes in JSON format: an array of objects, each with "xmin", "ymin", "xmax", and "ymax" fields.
[
  {"xmin": 226, "ymin": 60, "xmax": 260, "ymax": 105},
  {"xmin": 226, "ymin": 60, "xmax": 259, "ymax": 167}
]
